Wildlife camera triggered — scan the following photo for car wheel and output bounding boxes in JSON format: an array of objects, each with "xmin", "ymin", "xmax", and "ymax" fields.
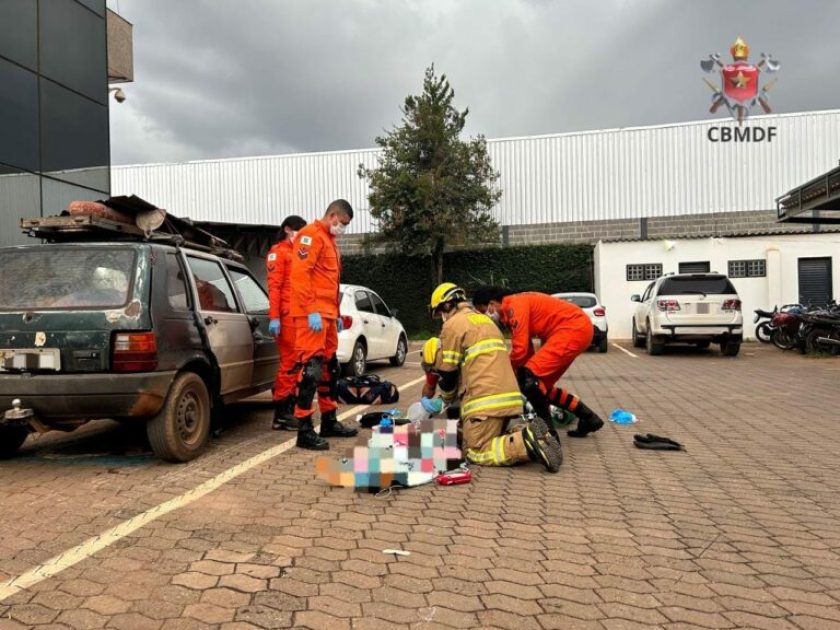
[
  {"xmin": 720, "ymin": 338, "xmax": 741, "ymax": 357},
  {"xmin": 0, "ymin": 425, "xmax": 29, "ymax": 459},
  {"xmin": 147, "ymin": 371, "xmax": 211, "ymax": 463},
  {"xmin": 343, "ymin": 339, "xmax": 367, "ymax": 377},
  {"xmin": 598, "ymin": 336, "xmax": 609, "ymax": 353},
  {"xmin": 632, "ymin": 319, "xmax": 645, "ymax": 348},
  {"xmin": 646, "ymin": 322, "xmax": 664, "ymax": 356},
  {"xmin": 390, "ymin": 335, "xmax": 408, "ymax": 367}
]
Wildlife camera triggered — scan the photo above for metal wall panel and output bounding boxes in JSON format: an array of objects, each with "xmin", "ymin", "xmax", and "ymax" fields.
[{"xmin": 112, "ymin": 110, "xmax": 840, "ymax": 233}]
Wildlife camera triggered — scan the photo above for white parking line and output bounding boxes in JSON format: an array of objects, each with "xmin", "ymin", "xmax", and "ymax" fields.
[
  {"xmin": 612, "ymin": 343, "xmax": 639, "ymax": 358},
  {"xmin": 0, "ymin": 375, "xmax": 427, "ymax": 603}
]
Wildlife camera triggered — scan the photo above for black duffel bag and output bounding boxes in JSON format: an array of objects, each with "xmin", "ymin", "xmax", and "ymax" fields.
[{"xmin": 336, "ymin": 374, "xmax": 399, "ymax": 405}]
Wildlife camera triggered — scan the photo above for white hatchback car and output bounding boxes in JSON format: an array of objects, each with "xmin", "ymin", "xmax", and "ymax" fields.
[
  {"xmin": 631, "ymin": 273, "xmax": 743, "ymax": 356},
  {"xmin": 553, "ymin": 292, "xmax": 609, "ymax": 353},
  {"xmin": 337, "ymin": 284, "xmax": 408, "ymax": 376}
]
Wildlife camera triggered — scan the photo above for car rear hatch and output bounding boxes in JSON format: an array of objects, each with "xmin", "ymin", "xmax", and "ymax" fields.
[
  {"xmin": 657, "ymin": 275, "xmax": 741, "ymax": 327},
  {"xmin": 0, "ymin": 244, "xmax": 151, "ymax": 374}
]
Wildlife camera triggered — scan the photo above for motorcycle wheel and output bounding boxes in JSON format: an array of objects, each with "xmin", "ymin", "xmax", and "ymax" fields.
[
  {"xmin": 771, "ymin": 328, "xmax": 797, "ymax": 351},
  {"xmin": 805, "ymin": 328, "xmax": 840, "ymax": 355},
  {"xmin": 755, "ymin": 322, "xmax": 773, "ymax": 343}
]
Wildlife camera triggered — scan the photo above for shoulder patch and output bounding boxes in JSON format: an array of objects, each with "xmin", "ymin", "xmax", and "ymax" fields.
[
  {"xmin": 267, "ymin": 253, "xmax": 277, "ymax": 262},
  {"xmin": 301, "ymin": 235, "xmax": 313, "ymax": 246}
]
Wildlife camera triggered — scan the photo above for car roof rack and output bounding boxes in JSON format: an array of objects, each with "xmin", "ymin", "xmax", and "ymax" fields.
[{"xmin": 20, "ymin": 195, "xmax": 244, "ymax": 262}]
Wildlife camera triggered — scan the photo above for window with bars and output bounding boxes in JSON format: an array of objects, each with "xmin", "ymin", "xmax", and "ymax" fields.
[
  {"xmin": 626, "ymin": 263, "xmax": 663, "ymax": 282},
  {"xmin": 728, "ymin": 259, "xmax": 766, "ymax": 278}
]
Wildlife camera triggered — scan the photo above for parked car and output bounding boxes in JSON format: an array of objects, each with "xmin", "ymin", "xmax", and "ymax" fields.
[
  {"xmin": 337, "ymin": 284, "xmax": 408, "ymax": 377},
  {"xmin": 630, "ymin": 272, "xmax": 743, "ymax": 356},
  {"xmin": 0, "ymin": 242, "xmax": 279, "ymax": 462},
  {"xmin": 552, "ymin": 292, "xmax": 609, "ymax": 353}
]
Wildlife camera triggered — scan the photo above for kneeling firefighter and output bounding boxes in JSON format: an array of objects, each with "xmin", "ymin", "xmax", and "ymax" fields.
[
  {"xmin": 472, "ymin": 287, "xmax": 604, "ymax": 438},
  {"xmin": 421, "ymin": 283, "xmax": 563, "ymax": 472}
]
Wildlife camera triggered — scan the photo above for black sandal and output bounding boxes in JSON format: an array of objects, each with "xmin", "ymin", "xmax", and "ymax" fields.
[{"xmin": 633, "ymin": 433, "xmax": 684, "ymax": 451}]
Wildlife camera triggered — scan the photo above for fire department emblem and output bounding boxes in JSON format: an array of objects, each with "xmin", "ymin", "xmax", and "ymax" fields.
[{"xmin": 700, "ymin": 37, "xmax": 780, "ymax": 125}]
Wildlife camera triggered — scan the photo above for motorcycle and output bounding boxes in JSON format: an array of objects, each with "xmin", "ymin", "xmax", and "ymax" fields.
[
  {"xmin": 799, "ymin": 311, "xmax": 840, "ymax": 355},
  {"xmin": 753, "ymin": 308, "xmax": 777, "ymax": 343},
  {"xmin": 769, "ymin": 306, "xmax": 804, "ymax": 351}
]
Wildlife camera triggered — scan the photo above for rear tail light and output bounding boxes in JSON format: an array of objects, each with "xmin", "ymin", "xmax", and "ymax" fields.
[
  {"xmin": 112, "ymin": 332, "xmax": 158, "ymax": 372},
  {"xmin": 340, "ymin": 315, "xmax": 353, "ymax": 330},
  {"xmin": 656, "ymin": 299, "xmax": 681, "ymax": 312},
  {"xmin": 593, "ymin": 307, "xmax": 606, "ymax": 317},
  {"xmin": 722, "ymin": 299, "xmax": 742, "ymax": 312}
]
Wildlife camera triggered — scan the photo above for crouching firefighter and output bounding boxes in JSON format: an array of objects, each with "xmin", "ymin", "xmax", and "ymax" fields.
[
  {"xmin": 422, "ymin": 283, "xmax": 563, "ymax": 472},
  {"xmin": 472, "ymin": 287, "xmax": 604, "ymax": 438},
  {"xmin": 266, "ymin": 214, "xmax": 307, "ymax": 430},
  {"xmin": 288, "ymin": 200, "xmax": 358, "ymax": 450}
]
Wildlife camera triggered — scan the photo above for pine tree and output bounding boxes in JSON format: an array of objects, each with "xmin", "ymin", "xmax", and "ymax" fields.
[{"xmin": 359, "ymin": 66, "xmax": 501, "ymax": 284}]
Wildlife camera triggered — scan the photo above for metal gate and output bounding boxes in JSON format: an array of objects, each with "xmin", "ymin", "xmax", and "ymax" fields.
[{"xmin": 798, "ymin": 257, "xmax": 833, "ymax": 306}]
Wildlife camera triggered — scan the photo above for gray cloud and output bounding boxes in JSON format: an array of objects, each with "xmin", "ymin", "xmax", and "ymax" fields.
[{"xmin": 108, "ymin": 0, "xmax": 840, "ymax": 165}]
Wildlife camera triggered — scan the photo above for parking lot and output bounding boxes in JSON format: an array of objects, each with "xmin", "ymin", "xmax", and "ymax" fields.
[{"xmin": 2, "ymin": 343, "xmax": 840, "ymax": 630}]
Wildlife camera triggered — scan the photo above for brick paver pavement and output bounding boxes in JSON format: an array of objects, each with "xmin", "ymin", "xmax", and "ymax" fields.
[{"xmin": 1, "ymin": 344, "xmax": 839, "ymax": 629}]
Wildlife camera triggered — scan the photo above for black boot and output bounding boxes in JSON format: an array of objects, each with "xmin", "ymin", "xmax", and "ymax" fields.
[
  {"xmin": 522, "ymin": 417, "xmax": 563, "ymax": 473},
  {"xmin": 567, "ymin": 402, "xmax": 604, "ymax": 438},
  {"xmin": 296, "ymin": 417, "xmax": 329, "ymax": 450},
  {"xmin": 272, "ymin": 397, "xmax": 299, "ymax": 431},
  {"xmin": 319, "ymin": 410, "xmax": 358, "ymax": 438}
]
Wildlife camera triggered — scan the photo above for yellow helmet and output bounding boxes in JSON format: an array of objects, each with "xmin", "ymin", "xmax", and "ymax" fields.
[
  {"xmin": 429, "ymin": 282, "xmax": 466, "ymax": 312},
  {"xmin": 421, "ymin": 337, "xmax": 441, "ymax": 367}
]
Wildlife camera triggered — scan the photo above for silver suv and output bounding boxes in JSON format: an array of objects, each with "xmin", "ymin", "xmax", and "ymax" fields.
[{"xmin": 631, "ymin": 273, "xmax": 743, "ymax": 356}]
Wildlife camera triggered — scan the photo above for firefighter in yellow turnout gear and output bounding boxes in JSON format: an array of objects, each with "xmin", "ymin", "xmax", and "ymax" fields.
[{"xmin": 423, "ymin": 283, "xmax": 563, "ymax": 472}]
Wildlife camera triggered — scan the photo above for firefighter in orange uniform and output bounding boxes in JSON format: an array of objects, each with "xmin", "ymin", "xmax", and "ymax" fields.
[
  {"xmin": 266, "ymin": 215, "xmax": 307, "ymax": 430},
  {"xmin": 472, "ymin": 287, "xmax": 604, "ymax": 438},
  {"xmin": 288, "ymin": 199, "xmax": 358, "ymax": 450}
]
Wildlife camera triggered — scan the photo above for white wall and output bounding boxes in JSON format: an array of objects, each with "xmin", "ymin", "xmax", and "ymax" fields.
[{"xmin": 595, "ymin": 234, "xmax": 840, "ymax": 340}]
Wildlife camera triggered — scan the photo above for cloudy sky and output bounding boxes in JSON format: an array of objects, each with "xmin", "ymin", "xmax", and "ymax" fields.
[{"xmin": 107, "ymin": 0, "xmax": 840, "ymax": 166}]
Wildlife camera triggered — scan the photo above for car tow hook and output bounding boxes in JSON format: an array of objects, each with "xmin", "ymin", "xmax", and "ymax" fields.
[{"xmin": 3, "ymin": 399, "xmax": 46, "ymax": 433}]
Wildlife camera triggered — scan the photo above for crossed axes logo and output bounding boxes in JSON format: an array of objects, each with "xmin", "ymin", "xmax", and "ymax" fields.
[{"xmin": 700, "ymin": 37, "xmax": 781, "ymax": 126}]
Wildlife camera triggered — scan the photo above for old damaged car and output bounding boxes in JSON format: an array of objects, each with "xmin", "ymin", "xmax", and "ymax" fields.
[{"xmin": 0, "ymin": 242, "xmax": 278, "ymax": 462}]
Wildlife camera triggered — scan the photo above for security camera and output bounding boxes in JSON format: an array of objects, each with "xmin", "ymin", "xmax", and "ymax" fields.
[{"xmin": 110, "ymin": 87, "xmax": 126, "ymax": 103}]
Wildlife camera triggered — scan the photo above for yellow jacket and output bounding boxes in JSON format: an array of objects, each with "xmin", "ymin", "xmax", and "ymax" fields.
[{"xmin": 435, "ymin": 303, "xmax": 524, "ymax": 419}]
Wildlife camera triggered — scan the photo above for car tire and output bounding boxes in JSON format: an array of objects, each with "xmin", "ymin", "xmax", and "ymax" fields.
[
  {"xmin": 632, "ymin": 319, "xmax": 645, "ymax": 348},
  {"xmin": 343, "ymin": 339, "xmax": 367, "ymax": 377},
  {"xmin": 720, "ymin": 339, "xmax": 741, "ymax": 357},
  {"xmin": 597, "ymin": 336, "xmax": 609, "ymax": 353},
  {"xmin": 147, "ymin": 371, "xmax": 211, "ymax": 463},
  {"xmin": 646, "ymin": 323, "xmax": 664, "ymax": 356},
  {"xmin": 390, "ymin": 335, "xmax": 408, "ymax": 367},
  {"xmin": 0, "ymin": 425, "xmax": 29, "ymax": 459}
]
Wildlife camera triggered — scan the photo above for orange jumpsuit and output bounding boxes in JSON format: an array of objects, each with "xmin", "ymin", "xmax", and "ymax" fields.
[
  {"xmin": 288, "ymin": 220, "xmax": 342, "ymax": 419},
  {"xmin": 500, "ymin": 292, "xmax": 593, "ymax": 411},
  {"xmin": 266, "ymin": 239, "xmax": 297, "ymax": 401}
]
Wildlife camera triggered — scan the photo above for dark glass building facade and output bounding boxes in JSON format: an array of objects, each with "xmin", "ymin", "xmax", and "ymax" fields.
[{"xmin": 0, "ymin": 0, "xmax": 110, "ymax": 246}]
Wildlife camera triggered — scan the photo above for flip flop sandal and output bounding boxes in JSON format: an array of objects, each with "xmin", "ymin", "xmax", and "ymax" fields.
[{"xmin": 633, "ymin": 433, "xmax": 684, "ymax": 451}]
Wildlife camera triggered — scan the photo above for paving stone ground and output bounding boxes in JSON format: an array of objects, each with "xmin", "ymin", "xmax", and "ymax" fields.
[{"xmin": 1, "ymin": 343, "xmax": 840, "ymax": 629}]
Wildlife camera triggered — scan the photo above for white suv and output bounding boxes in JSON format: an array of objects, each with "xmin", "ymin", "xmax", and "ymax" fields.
[
  {"xmin": 631, "ymin": 273, "xmax": 743, "ymax": 356},
  {"xmin": 553, "ymin": 292, "xmax": 609, "ymax": 353}
]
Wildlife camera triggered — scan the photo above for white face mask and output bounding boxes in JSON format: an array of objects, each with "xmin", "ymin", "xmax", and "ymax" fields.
[
  {"xmin": 488, "ymin": 310, "xmax": 501, "ymax": 324},
  {"xmin": 330, "ymin": 222, "xmax": 347, "ymax": 236},
  {"xmin": 287, "ymin": 230, "xmax": 298, "ymax": 242}
]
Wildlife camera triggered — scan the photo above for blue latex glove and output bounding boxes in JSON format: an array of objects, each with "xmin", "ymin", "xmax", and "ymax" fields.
[
  {"xmin": 268, "ymin": 319, "xmax": 280, "ymax": 337},
  {"xmin": 420, "ymin": 396, "xmax": 444, "ymax": 414},
  {"xmin": 336, "ymin": 318, "xmax": 344, "ymax": 333},
  {"xmin": 308, "ymin": 312, "xmax": 323, "ymax": 332}
]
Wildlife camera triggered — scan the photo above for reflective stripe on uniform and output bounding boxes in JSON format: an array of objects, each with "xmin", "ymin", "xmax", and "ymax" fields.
[
  {"xmin": 441, "ymin": 350, "xmax": 462, "ymax": 365},
  {"xmin": 463, "ymin": 338, "xmax": 507, "ymax": 363},
  {"xmin": 466, "ymin": 435, "xmax": 512, "ymax": 466},
  {"xmin": 461, "ymin": 391, "xmax": 524, "ymax": 417}
]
